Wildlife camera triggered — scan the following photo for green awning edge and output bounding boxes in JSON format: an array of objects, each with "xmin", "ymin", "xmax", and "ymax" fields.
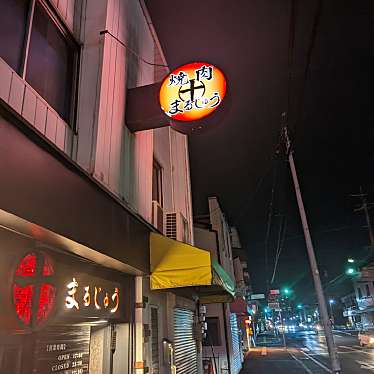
[{"xmin": 211, "ymin": 258, "xmax": 236, "ymax": 297}]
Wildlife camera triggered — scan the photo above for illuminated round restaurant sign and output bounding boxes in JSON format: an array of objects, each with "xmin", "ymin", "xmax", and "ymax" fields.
[{"xmin": 159, "ymin": 62, "xmax": 227, "ymax": 122}]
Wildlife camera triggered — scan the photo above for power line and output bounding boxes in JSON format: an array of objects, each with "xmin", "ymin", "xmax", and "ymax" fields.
[
  {"xmin": 271, "ymin": 215, "xmax": 288, "ymax": 284},
  {"xmin": 99, "ymin": 29, "xmax": 169, "ymax": 68},
  {"xmin": 281, "ymin": 1, "xmax": 341, "ymax": 370},
  {"xmin": 286, "ymin": 0, "xmax": 296, "ymax": 120},
  {"xmin": 351, "ymin": 186, "xmax": 374, "ymax": 247},
  {"xmin": 264, "ymin": 158, "xmax": 279, "ymax": 290},
  {"xmin": 291, "ymin": 0, "xmax": 323, "ymax": 135}
]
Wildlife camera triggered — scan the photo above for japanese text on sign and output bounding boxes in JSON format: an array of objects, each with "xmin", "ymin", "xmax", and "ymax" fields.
[
  {"xmin": 159, "ymin": 62, "xmax": 226, "ymax": 122},
  {"xmin": 65, "ymin": 278, "xmax": 119, "ymax": 314}
]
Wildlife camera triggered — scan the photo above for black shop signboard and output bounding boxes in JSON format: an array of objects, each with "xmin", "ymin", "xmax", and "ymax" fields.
[
  {"xmin": 8, "ymin": 248, "xmax": 135, "ymax": 330},
  {"xmin": 0, "ymin": 231, "xmax": 135, "ymax": 374},
  {"xmin": 33, "ymin": 325, "xmax": 90, "ymax": 374}
]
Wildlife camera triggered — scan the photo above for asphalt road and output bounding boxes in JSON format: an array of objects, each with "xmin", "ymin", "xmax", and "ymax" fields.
[{"xmin": 241, "ymin": 330, "xmax": 374, "ymax": 373}]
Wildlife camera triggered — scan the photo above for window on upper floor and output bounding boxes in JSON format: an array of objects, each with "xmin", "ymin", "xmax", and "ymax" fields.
[
  {"xmin": 0, "ymin": 0, "xmax": 29, "ymax": 72},
  {"xmin": 152, "ymin": 159, "xmax": 163, "ymax": 207},
  {"xmin": 152, "ymin": 158, "xmax": 164, "ymax": 233},
  {"xmin": 182, "ymin": 214, "xmax": 190, "ymax": 243},
  {"xmin": 0, "ymin": 0, "xmax": 79, "ymax": 123},
  {"xmin": 357, "ymin": 287, "xmax": 362, "ymax": 299},
  {"xmin": 203, "ymin": 317, "xmax": 221, "ymax": 347},
  {"xmin": 366, "ymin": 284, "xmax": 371, "ymax": 297}
]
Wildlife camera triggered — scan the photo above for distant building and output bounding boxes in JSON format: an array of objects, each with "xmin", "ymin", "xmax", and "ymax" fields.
[
  {"xmin": 194, "ymin": 197, "xmax": 248, "ymax": 374},
  {"xmin": 353, "ymin": 264, "xmax": 374, "ymax": 328},
  {"xmin": 341, "ymin": 292, "xmax": 360, "ymax": 328},
  {"xmin": 230, "ymin": 226, "xmax": 252, "ymax": 297}
]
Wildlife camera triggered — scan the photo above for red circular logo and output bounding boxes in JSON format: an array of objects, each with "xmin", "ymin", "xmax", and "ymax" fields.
[{"xmin": 13, "ymin": 252, "xmax": 56, "ymax": 327}]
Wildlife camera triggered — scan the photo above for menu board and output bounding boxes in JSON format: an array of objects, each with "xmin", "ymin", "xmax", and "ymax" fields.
[{"xmin": 33, "ymin": 325, "xmax": 90, "ymax": 374}]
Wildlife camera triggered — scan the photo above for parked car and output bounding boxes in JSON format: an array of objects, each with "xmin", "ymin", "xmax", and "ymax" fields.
[{"xmin": 358, "ymin": 328, "xmax": 374, "ymax": 347}]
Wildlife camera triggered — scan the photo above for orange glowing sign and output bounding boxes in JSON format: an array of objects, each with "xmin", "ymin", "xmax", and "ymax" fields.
[{"xmin": 159, "ymin": 62, "xmax": 227, "ymax": 122}]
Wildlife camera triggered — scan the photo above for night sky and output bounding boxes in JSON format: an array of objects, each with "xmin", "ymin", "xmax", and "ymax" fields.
[{"xmin": 146, "ymin": 1, "xmax": 374, "ymax": 303}]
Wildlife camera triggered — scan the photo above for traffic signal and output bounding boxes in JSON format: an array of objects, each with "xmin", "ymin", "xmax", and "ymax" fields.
[{"xmin": 345, "ymin": 258, "xmax": 358, "ymax": 276}]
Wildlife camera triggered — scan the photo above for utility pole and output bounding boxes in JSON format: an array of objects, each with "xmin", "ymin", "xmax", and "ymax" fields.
[
  {"xmin": 283, "ymin": 124, "xmax": 341, "ymax": 373},
  {"xmin": 351, "ymin": 187, "xmax": 374, "ymax": 247}
]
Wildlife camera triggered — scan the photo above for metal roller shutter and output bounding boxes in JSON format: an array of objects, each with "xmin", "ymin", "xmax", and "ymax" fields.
[
  {"xmin": 174, "ymin": 308, "xmax": 198, "ymax": 374},
  {"xmin": 230, "ymin": 313, "xmax": 242, "ymax": 374},
  {"xmin": 151, "ymin": 307, "xmax": 160, "ymax": 374}
]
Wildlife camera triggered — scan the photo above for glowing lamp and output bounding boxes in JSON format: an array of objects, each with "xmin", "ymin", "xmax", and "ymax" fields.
[
  {"xmin": 159, "ymin": 62, "xmax": 226, "ymax": 122},
  {"xmin": 13, "ymin": 252, "xmax": 56, "ymax": 327}
]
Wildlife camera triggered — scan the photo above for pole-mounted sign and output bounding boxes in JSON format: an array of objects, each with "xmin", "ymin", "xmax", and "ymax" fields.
[
  {"xmin": 126, "ymin": 61, "xmax": 228, "ymax": 133},
  {"xmin": 159, "ymin": 62, "xmax": 227, "ymax": 122}
]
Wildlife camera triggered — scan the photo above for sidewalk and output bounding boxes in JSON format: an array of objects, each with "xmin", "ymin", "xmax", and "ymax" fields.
[
  {"xmin": 240, "ymin": 347, "xmax": 306, "ymax": 374},
  {"xmin": 239, "ymin": 331, "xmax": 332, "ymax": 373}
]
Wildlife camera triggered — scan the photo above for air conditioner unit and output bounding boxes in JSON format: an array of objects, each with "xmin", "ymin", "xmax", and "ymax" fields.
[
  {"xmin": 165, "ymin": 212, "xmax": 190, "ymax": 243},
  {"xmin": 152, "ymin": 201, "xmax": 164, "ymax": 234}
]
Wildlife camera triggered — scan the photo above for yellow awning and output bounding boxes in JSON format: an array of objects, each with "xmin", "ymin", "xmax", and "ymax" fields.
[{"xmin": 150, "ymin": 232, "xmax": 212, "ymax": 290}]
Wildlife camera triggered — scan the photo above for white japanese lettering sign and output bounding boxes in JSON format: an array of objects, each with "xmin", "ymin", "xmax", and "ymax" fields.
[{"xmin": 64, "ymin": 277, "xmax": 120, "ymax": 317}]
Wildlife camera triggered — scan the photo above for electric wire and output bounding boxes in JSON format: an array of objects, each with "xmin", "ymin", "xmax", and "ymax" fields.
[
  {"xmin": 271, "ymin": 216, "xmax": 288, "ymax": 284},
  {"xmin": 270, "ymin": 147, "xmax": 289, "ymax": 284},
  {"xmin": 271, "ymin": 215, "xmax": 284, "ymax": 284},
  {"xmin": 291, "ymin": 0, "xmax": 323, "ymax": 135},
  {"xmin": 264, "ymin": 158, "xmax": 279, "ymax": 290},
  {"xmin": 271, "ymin": 0, "xmax": 323, "ymax": 284},
  {"xmin": 99, "ymin": 29, "xmax": 169, "ymax": 68},
  {"xmin": 286, "ymin": 0, "xmax": 296, "ymax": 124},
  {"xmin": 233, "ymin": 161, "xmax": 273, "ymax": 223},
  {"xmin": 264, "ymin": 0, "xmax": 296, "ymax": 288}
]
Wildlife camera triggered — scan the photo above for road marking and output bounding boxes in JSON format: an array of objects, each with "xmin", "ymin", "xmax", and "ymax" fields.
[
  {"xmin": 301, "ymin": 350, "xmax": 332, "ymax": 373},
  {"xmin": 301, "ymin": 348, "xmax": 310, "ymax": 352},
  {"xmin": 333, "ymin": 330, "xmax": 353, "ymax": 336},
  {"xmin": 261, "ymin": 347, "xmax": 267, "ymax": 356},
  {"xmin": 339, "ymin": 345, "xmax": 356, "ymax": 351},
  {"xmin": 340, "ymin": 346, "xmax": 374, "ymax": 357},
  {"xmin": 356, "ymin": 360, "xmax": 374, "ymax": 371},
  {"xmin": 288, "ymin": 351, "xmax": 315, "ymax": 374}
]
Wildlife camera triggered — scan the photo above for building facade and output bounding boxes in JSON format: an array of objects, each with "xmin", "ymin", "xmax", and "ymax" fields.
[
  {"xmin": 0, "ymin": 1, "xmax": 204, "ymax": 373},
  {"xmin": 194, "ymin": 198, "xmax": 245, "ymax": 374},
  {"xmin": 341, "ymin": 292, "xmax": 360, "ymax": 328},
  {"xmin": 352, "ymin": 264, "xmax": 374, "ymax": 329}
]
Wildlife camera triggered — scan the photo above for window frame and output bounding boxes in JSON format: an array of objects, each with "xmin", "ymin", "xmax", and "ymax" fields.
[
  {"xmin": 152, "ymin": 158, "xmax": 164, "ymax": 207},
  {"xmin": 366, "ymin": 284, "xmax": 371, "ymax": 297},
  {"xmin": 357, "ymin": 287, "xmax": 362, "ymax": 299},
  {"xmin": 6, "ymin": 0, "xmax": 80, "ymax": 128},
  {"xmin": 203, "ymin": 317, "xmax": 222, "ymax": 347}
]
